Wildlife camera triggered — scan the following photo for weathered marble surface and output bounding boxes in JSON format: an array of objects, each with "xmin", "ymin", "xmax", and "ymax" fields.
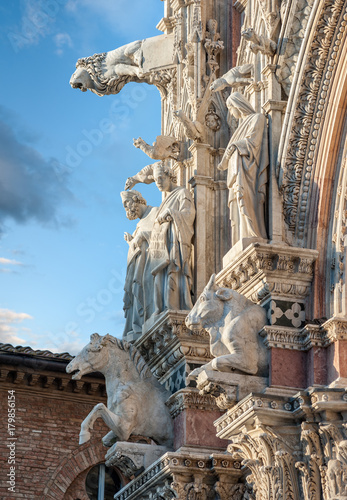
[
  {"xmin": 218, "ymin": 92, "xmax": 268, "ymax": 245},
  {"xmin": 121, "ymin": 190, "xmax": 158, "ymax": 339},
  {"xmin": 186, "ymin": 274, "xmax": 267, "ymax": 377},
  {"xmin": 66, "ymin": 333, "xmax": 173, "ymax": 448},
  {"xmin": 126, "ymin": 163, "xmax": 195, "ymax": 319}
]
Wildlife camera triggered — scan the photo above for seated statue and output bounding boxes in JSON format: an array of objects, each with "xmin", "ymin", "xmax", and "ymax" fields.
[
  {"xmin": 218, "ymin": 92, "xmax": 268, "ymax": 245},
  {"xmin": 121, "ymin": 190, "xmax": 158, "ymax": 338},
  {"xmin": 125, "ymin": 162, "xmax": 195, "ymax": 318}
]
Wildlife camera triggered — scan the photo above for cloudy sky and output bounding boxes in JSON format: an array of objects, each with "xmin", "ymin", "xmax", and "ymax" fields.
[{"xmin": 0, "ymin": 0, "xmax": 163, "ymax": 354}]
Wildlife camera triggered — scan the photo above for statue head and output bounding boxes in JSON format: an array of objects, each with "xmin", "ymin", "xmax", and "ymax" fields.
[
  {"xmin": 152, "ymin": 163, "xmax": 177, "ymax": 192},
  {"xmin": 226, "ymin": 91, "xmax": 255, "ymax": 119},
  {"xmin": 121, "ymin": 190, "xmax": 147, "ymax": 220}
]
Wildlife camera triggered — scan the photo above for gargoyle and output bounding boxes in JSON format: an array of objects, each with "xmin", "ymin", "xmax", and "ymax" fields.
[
  {"xmin": 133, "ymin": 136, "xmax": 180, "ymax": 161},
  {"xmin": 173, "ymin": 110, "xmax": 204, "ymax": 141},
  {"xmin": 242, "ymin": 27, "xmax": 277, "ymax": 57}
]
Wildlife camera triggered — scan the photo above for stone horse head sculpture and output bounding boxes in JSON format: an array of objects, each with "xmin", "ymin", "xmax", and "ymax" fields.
[{"xmin": 66, "ymin": 333, "xmax": 173, "ymax": 448}]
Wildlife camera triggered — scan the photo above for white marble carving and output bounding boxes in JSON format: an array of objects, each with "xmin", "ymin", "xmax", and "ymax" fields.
[
  {"xmin": 173, "ymin": 110, "xmax": 204, "ymax": 141},
  {"xmin": 121, "ymin": 190, "xmax": 158, "ymax": 339},
  {"xmin": 66, "ymin": 333, "xmax": 173, "ymax": 447},
  {"xmin": 241, "ymin": 27, "xmax": 277, "ymax": 56},
  {"xmin": 218, "ymin": 92, "xmax": 268, "ymax": 244},
  {"xmin": 70, "ymin": 34, "xmax": 174, "ymax": 96},
  {"xmin": 210, "ymin": 64, "xmax": 253, "ymax": 92},
  {"xmin": 126, "ymin": 163, "xmax": 195, "ymax": 317},
  {"xmin": 150, "ymin": 163, "xmax": 195, "ymax": 315},
  {"xmin": 186, "ymin": 274, "xmax": 267, "ymax": 377},
  {"xmin": 133, "ymin": 136, "xmax": 180, "ymax": 161}
]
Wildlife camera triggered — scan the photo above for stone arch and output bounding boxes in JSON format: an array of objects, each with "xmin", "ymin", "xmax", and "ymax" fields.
[
  {"xmin": 42, "ymin": 441, "xmax": 106, "ymax": 500},
  {"xmin": 311, "ymin": 47, "xmax": 347, "ymax": 318},
  {"xmin": 278, "ymin": 0, "xmax": 347, "ymax": 318},
  {"xmin": 279, "ymin": 0, "xmax": 347, "ymax": 247}
]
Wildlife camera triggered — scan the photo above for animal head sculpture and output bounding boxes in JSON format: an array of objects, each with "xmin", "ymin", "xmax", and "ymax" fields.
[
  {"xmin": 186, "ymin": 274, "xmax": 250, "ymax": 331},
  {"xmin": 66, "ymin": 333, "xmax": 150, "ymax": 380}
]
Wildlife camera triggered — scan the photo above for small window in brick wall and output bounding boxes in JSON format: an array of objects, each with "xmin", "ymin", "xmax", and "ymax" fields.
[{"xmin": 85, "ymin": 463, "xmax": 121, "ymax": 500}]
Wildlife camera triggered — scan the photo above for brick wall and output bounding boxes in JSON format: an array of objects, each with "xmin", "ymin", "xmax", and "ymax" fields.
[{"xmin": 0, "ymin": 359, "xmax": 115, "ymax": 500}]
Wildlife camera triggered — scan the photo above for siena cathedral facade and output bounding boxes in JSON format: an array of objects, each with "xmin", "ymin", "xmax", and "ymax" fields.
[{"xmin": 2, "ymin": 0, "xmax": 347, "ymax": 499}]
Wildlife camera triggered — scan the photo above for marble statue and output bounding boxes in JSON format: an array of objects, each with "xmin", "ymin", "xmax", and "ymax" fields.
[
  {"xmin": 66, "ymin": 333, "xmax": 173, "ymax": 447},
  {"xmin": 210, "ymin": 63, "xmax": 253, "ymax": 92},
  {"xmin": 70, "ymin": 40, "xmax": 145, "ymax": 95},
  {"xmin": 186, "ymin": 274, "xmax": 267, "ymax": 377},
  {"xmin": 121, "ymin": 190, "xmax": 158, "ymax": 338},
  {"xmin": 218, "ymin": 92, "xmax": 268, "ymax": 244},
  {"xmin": 69, "ymin": 34, "xmax": 174, "ymax": 96},
  {"xmin": 125, "ymin": 162, "xmax": 195, "ymax": 317},
  {"xmin": 133, "ymin": 136, "xmax": 180, "ymax": 161},
  {"xmin": 173, "ymin": 110, "xmax": 204, "ymax": 141},
  {"xmin": 241, "ymin": 27, "xmax": 277, "ymax": 56}
]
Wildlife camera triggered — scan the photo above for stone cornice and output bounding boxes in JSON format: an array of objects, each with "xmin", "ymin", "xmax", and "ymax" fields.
[
  {"xmin": 166, "ymin": 388, "xmax": 220, "ymax": 417},
  {"xmin": 115, "ymin": 450, "xmax": 243, "ymax": 500},
  {"xmin": 136, "ymin": 310, "xmax": 211, "ymax": 380},
  {"xmin": 260, "ymin": 318, "xmax": 347, "ymax": 350},
  {"xmin": 216, "ymin": 243, "xmax": 318, "ymax": 302},
  {"xmin": 321, "ymin": 316, "xmax": 347, "ymax": 343}
]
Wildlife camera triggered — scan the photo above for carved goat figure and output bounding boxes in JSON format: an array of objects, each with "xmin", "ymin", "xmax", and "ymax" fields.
[
  {"xmin": 66, "ymin": 333, "xmax": 173, "ymax": 448},
  {"xmin": 186, "ymin": 274, "xmax": 267, "ymax": 378}
]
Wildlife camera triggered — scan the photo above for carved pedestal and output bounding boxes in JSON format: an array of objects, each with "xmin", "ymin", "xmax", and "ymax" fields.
[
  {"xmin": 218, "ymin": 243, "xmax": 319, "ymax": 392},
  {"xmin": 135, "ymin": 310, "xmax": 212, "ymax": 393},
  {"xmin": 105, "ymin": 442, "xmax": 169, "ymax": 480},
  {"xmin": 194, "ymin": 369, "xmax": 268, "ymax": 410}
]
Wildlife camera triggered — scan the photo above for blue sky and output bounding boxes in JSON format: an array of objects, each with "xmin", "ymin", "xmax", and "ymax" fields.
[{"xmin": 0, "ymin": 0, "xmax": 164, "ymax": 354}]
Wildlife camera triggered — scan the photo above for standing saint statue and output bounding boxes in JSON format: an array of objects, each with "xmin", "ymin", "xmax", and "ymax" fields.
[
  {"xmin": 121, "ymin": 190, "xmax": 158, "ymax": 338},
  {"xmin": 125, "ymin": 162, "xmax": 195, "ymax": 318},
  {"xmin": 218, "ymin": 92, "xmax": 268, "ymax": 244}
]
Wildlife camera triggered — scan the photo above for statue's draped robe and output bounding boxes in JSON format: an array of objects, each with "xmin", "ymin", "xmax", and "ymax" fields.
[
  {"xmin": 145, "ymin": 187, "xmax": 195, "ymax": 318},
  {"xmin": 225, "ymin": 112, "xmax": 268, "ymax": 242},
  {"xmin": 123, "ymin": 205, "xmax": 158, "ymax": 337}
]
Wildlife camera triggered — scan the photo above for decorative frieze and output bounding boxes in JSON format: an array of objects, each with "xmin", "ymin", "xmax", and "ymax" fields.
[
  {"xmin": 217, "ymin": 243, "xmax": 317, "ymax": 301},
  {"xmin": 135, "ymin": 310, "xmax": 212, "ymax": 391},
  {"xmin": 166, "ymin": 388, "xmax": 219, "ymax": 418},
  {"xmin": 260, "ymin": 319, "xmax": 347, "ymax": 351},
  {"xmin": 114, "ymin": 451, "xmax": 245, "ymax": 500},
  {"xmin": 281, "ymin": 0, "xmax": 347, "ymax": 240},
  {"xmin": 214, "ymin": 387, "xmax": 347, "ymax": 500}
]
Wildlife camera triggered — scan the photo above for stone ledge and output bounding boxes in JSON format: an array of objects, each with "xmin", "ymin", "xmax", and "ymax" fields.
[
  {"xmin": 194, "ymin": 369, "xmax": 268, "ymax": 410},
  {"xmin": 216, "ymin": 243, "xmax": 318, "ymax": 303},
  {"xmin": 166, "ymin": 388, "xmax": 219, "ymax": 418},
  {"xmin": 135, "ymin": 310, "xmax": 211, "ymax": 384}
]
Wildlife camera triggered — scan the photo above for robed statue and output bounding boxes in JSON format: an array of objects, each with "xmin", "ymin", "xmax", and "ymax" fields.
[
  {"xmin": 125, "ymin": 162, "xmax": 195, "ymax": 318},
  {"xmin": 218, "ymin": 92, "xmax": 268, "ymax": 244},
  {"xmin": 121, "ymin": 190, "xmax": 158, "ymax": 338}
]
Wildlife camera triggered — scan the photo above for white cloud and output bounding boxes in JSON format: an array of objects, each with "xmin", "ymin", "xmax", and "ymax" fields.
[
  {"xmin": 0, "ymin": 257, "xmax": 22, "ymax": 266},
  {"xmin": 0, "ymin": 309, "xmax": 33, "ymax": 346},
  {"xmin": 54, "ymin": 32, "xmax": 73, "ymax": 56}
]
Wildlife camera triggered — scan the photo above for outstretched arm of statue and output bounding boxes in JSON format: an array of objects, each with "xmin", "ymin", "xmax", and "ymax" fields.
[{"xmin": 124, "ymin": 163, "xmax": 158, "ymax": 190}]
